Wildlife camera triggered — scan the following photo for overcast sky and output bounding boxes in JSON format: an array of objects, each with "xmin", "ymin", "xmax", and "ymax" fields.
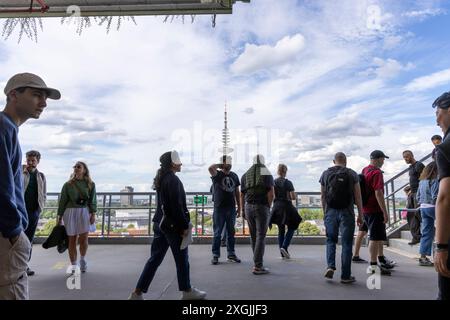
[{"xmin": 1, "ymin": 0, "xmax": 449, "ymax": 192}]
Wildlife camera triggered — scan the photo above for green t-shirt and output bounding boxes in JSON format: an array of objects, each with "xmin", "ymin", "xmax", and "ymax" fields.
[{"xmin": 57, "ymin": 179, "xmax": 97, "ymax": 216}]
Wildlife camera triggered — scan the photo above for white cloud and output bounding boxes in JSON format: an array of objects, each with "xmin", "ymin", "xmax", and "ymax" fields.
[
  {"xmin": 362, "ymin": 58, "xmax": 414, "ymax": 79},
  {"xmin": 405, "ymin": 68, "xmax": 450, "ymax": 92},
  {"xmin": 1, "ymin": 0, "xmax": 446, "ymax": 193},
  {"xmin": 230, "ymin": 34, "xmax": 305, "ymax": 74},
  {"xmin": 402, "ymin": 8, "xmax": 447, "ymax": 20}
]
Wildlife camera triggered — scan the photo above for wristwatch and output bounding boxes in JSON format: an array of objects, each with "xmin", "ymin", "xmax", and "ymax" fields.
[{"xmin": 436, "ymin": 243, "xmax": 449, "ymax": 251}]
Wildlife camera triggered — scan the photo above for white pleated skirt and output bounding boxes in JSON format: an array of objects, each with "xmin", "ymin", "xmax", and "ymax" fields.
[{"xmin": 62, "ymin": 207, "xmax": 90, "ymax": 236}]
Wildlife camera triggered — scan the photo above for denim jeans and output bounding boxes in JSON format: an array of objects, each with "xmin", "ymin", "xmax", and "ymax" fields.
[
  {"xmin": 245, "ymin": 203, "xmax": 269, "ymax": 268},
  {"xmin": 324, "ymin": 208, "xmax": 355, "ymax": 279},
  {"xmin": 136, "ymin": 223, "xmax": 190, "ymax": 292},
  {"xmin": 278, "ymin": 224, "xmax": 296, "ymax": 250},
  {"xmin": 419, "ymin": 207, "xmax": 435, "ymax": 256},
  {"xmin": 212, "ymin": 206, "xmax": 237, "ymax": 257}
]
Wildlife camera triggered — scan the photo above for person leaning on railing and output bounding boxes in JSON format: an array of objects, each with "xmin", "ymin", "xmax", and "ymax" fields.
[{"xmin": 432, "ymin": 91, "xmax": 450, "ymax": 300}]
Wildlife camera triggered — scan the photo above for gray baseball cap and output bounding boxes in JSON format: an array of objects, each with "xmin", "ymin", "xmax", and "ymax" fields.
[{"xmin": 4, "ymin": 73, "xmax": 61, "ymax": 100}]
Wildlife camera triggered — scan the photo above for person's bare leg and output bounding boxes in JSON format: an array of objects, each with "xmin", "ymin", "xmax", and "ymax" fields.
[
  {"xmin": 68, "ymin": 236, "xmax": 78, "ymax": 264},
  {"xmin": 79, "ymin": 232, "xmax": 89, "ymax": 257},
  {"xmin": 369, "ymin": 240, "xmax": 379, "ymax": 264},
  {"xmin": 354, "ymin": 231, "xmax": 367, "ymax": 257}
]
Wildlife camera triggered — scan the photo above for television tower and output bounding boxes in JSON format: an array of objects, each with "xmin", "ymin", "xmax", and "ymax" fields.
[{"xmin": 219, "ymin": 102, "xmax": 233, "ymax": 156}]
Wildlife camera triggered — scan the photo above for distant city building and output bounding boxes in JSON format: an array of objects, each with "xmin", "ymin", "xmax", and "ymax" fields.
[
  {"xmin": 120, "ymin": 186, "xmax": 134, "ymax": 206},
  {"xmin": 115, "ymin": 209, "xmax": 149, "ymax": 229}
]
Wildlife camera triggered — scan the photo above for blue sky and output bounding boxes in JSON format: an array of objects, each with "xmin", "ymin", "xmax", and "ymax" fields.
[{"xmin": 1, "ymin": 0, "xmax": 450, "ymax": 192}]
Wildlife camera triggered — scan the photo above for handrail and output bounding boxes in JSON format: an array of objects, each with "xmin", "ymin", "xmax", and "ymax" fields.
[{"xmin": 40, "ymin": 191, "xmax": 326, "ymax": 238}]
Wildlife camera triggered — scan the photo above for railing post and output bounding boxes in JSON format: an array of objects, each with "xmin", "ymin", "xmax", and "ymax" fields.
[
  {"xmin": 201, "ymin": 194, "xmax": 205, "ymax": 236},
  {"xmin": 107, "ymin": 194, "xmax": 112, "ymax": 237},
  {"xmin": 296, "ymin": 193, "xmax": 300, "ymax": 236},
  {"xmin": 195, "ymin": 195, "xmax": 199, "ymax": 236},
  {"xmin": 101, "ymin": 195, "xmax": 106, "ymax": 236},
  {"xmin": 148, "ymin": 193, "xmax": 152, "ymax": 236},
  {"xmin": 391, "ymin": 180, "xmax": 396, "ymax": 226},
  {"xmin": 385, "ymin": 183, "xmax": 390, "ymax": 227}
]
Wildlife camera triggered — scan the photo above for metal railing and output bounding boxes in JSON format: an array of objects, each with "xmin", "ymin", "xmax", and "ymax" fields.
[
  {"xmin": 40, "ymin": 153, "xmax": 433, "ymax": 239},
  {"xmin": 40, "ymin": 191, "xmax": 324, "ymax": 238}
]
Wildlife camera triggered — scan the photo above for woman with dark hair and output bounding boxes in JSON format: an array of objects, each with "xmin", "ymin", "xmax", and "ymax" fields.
[
  {"xmin": 129, "ymin": 151, "xmax": 206, "ymax": 300},
  {"xmin": 416, "ymin": 161, "xmax": 439, "ymax": 267},
  {"xmin": 57, "ymin": 161, "xmax": 97, "ymax": 272},
  {"xmin": 269, "ymin": 164, "xmax": 301, "ymax": 259}
]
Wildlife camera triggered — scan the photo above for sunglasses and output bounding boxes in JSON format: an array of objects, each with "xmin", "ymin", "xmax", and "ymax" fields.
[{"xmin": 73, "ymin": 165, "xmax": 83, "ymax": 169}]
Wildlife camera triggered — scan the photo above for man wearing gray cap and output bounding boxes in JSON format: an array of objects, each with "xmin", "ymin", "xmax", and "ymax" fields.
[{"xmin": 0, "ymin": 73, "xmax": 60, "ymax": 300}]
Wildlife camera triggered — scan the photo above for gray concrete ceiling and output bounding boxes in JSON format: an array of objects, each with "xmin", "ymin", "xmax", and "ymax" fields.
[{"xmin": 0, "ymin": 0, "xmax": 249, "ymax": 18}]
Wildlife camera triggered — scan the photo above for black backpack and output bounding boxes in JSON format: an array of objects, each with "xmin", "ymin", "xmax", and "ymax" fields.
[{"xmin": 325, "ymin": 167, "xmax": 353, "ymax": 209}]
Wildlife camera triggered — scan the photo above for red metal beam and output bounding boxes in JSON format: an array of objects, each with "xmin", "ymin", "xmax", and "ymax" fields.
[{"xmin": 0, "ymin": 0, "xmax": 49, "ymax": 14}]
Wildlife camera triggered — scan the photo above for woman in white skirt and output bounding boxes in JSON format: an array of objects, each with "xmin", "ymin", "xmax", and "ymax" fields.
[{"xmin": 57, "ymin": 161, "xmax": 97, "ymax": 272}]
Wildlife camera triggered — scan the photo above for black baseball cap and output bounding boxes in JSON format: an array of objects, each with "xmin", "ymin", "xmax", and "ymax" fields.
[
  {"xmin": 432, "ymin": 91, "xmax": 450, "ymax": 109},
  {"xmin": 370, "ymin": 150, "xmax": 389, "ymax": 159}
]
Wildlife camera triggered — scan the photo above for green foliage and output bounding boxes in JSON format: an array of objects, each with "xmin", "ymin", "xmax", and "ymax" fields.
[
  {"xmin": 40, "ymin": 210, "xmax": 57, "ymax": 219},
  {"xmin": 299, "ymin": 208, "xmax": 324, "ymax": 220},
  {"xmin": 35, "ymin": 219, "xmax": 57, "ymax": 236},
  {"xmin": 127, "ymin": 224, "xmax": 135, "ymax": 229},
  {"xmin": 299, "ymin": 222, "xmax": 321, "ymax": 235}
]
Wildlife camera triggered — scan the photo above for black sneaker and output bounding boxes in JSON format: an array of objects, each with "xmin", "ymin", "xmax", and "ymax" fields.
[
  {"xmin": 378, "ymin": 265, "xmax": 392, "ymax": 276},
  {"xmin": 211, "ymin": 256, "xmax": 219, "ymax": 265},
  {"xmin": 369, "ymin": 265, "xmax": 391, "ymax": 276},
  {"xmin": 381, "ymin": 256, "xmax": 397, "ymax": 266},
  {"xmin": 408, "ymin": 240, "xmax": 420, "ymax": 245},
  {"xmin": 341, "ymin": 276, "xmax": 356, "ymax": 284},
  {"xmin": 380, "ymin": 261, "xmax": 395, "ymax": 269},
  {"xmin": 227, "ymin": 255, "xmax": 241, "ymax": 263},
  {"xmin": 26, "ymin": 268, "xmax": 35, "ymax": 276},
  {"xmin": 252, "ymin": 267, "xmax": 270, "ymax": 275},
  {"xmin": 352, "ymin": 256, "xmax": 367, "ymax": 263},
  {"xmin": 324, "ymin": 268, "xmax": 335, "ymax": 279}
]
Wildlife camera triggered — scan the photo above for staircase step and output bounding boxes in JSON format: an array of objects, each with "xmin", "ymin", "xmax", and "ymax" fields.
[
  {"xmin": 388, "ymin": 238, "xmax": 420, "ymax": 255},
  {"xmin": 401, "ymin": 231, "xmax": 413, "ymax": 241}
]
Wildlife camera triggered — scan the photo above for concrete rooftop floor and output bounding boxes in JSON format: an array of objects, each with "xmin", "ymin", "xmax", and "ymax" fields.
[{"xmin": 27, "ymin": 243, "xmax": 438, "ymax": 300}]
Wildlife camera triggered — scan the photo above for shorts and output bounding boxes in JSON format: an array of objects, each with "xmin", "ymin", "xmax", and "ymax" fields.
[
  {"xmin": 359, "ymin": 221, "xmax": 368, "ymax": 232},
  {"xmin": 363, "ymin": 213, "xmax": 387, "ymax": 241}
]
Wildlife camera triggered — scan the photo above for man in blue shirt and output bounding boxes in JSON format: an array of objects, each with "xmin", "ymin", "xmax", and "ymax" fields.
[{"xmin": 0, "ymin": 73, "xmax": 60, "ymax": 300}]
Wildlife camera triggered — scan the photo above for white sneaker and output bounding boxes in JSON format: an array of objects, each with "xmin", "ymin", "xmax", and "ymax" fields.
[
  {"xmin": 280, "ymin": 248, "xmax": 290, "ymax": 259},
  {"xmin": 128, "ymin": 292, "xmax": 144, "ymax": 300},
  {"xmin": 80, "ymin": 259, "xmax": 87, "ymax": 273},
  {"xmin": 181, "ymin": 287, "xmax": 207, "ymax": 300}
]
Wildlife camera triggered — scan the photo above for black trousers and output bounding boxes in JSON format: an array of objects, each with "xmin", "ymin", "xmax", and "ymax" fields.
[
  {"xmin": 24, "ymin": 209, "xmax": 40, "ymax": 261},
  {"xmin": 438, "ymin": 245, "xmax": 450, "ymax": 300},
  {"xmin": 406, "ymin": 193, "xmax": 421, "ymax": 242}
]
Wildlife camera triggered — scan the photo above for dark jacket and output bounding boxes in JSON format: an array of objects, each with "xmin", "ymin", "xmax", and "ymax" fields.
[
  {"xmin": 270, "ymin": 178, "xmax": 302, "ymax": 229},
  {"xmin": 153, "ymin": 171, "xmax": 190, "ymax": 233},
  {"xmin": 42, "ymin": 225, "xmax": 68, "ymax": 253}
]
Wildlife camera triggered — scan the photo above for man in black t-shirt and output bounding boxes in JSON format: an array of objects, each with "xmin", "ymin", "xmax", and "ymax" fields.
[
  {"xmin": 432, "ymin": 91, "xmax": 450, "ymax": 300},
  {"xmin": 208, "ymin": 156, "xmax": 241, "ymax": 265},
  {"xmin": 431, "ymin": 135, "xmax": 442, "ymax": 160},
  {"xmin": 402, "ymin": 150, "xmax": 425, "ymax": 245}
]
